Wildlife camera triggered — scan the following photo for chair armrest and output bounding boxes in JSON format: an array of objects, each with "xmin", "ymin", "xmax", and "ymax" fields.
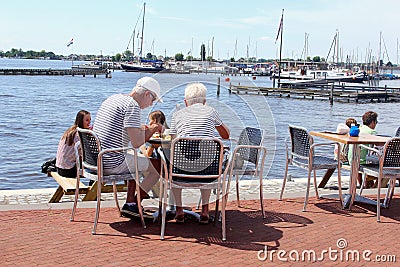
[
  {"xmin": 359, "ymin": 144, "xmax": 382, "ymax": 158},
  {"xmin": 310, "ymin": 141, "xmax": 339, "ymax": 149},
  {"xmin": 230, "ymin": 144, "xmax": 267, "ymax": 168},
  {"xmin": 98, "ymin": 146, "xmax": 137, "ymax": 158},
  {"xmin": 310, "ymin": 142, "xmax": 340, "ymax": 159}
]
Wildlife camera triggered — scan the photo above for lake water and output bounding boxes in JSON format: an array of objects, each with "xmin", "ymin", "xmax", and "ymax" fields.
[{"xmin": 0, "ymin": 58, "xmax": 399, "ymax": 190}]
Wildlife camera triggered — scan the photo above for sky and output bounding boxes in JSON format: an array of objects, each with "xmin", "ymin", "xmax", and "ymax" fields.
[{"xmin": 1, "ymin": 0, "xmax": 399, "ymax": 63}]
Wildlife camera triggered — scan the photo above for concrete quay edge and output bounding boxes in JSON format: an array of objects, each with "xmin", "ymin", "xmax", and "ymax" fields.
[{"xmin": 0, "ymin": 176, "xmax": 385, "ymax": 211}]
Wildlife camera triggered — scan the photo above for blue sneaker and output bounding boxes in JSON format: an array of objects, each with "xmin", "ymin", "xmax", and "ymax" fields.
[{"xmin": 121, "ymin": 203, "xmax": 154, "ymax": 219}]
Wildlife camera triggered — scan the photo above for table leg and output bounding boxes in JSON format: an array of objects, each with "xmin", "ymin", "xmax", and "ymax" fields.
[{"xmin": 342, "ymin": 144, "xmax": 360, "ymax": 209}]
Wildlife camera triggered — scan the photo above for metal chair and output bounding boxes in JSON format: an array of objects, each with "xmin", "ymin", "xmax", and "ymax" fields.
[
  {"xmin": 360, "ymin": 137, "xmax": 400, "ymax": 222},
  {"xmin": 70, "ymin": 127, "xmax": 146, "ymax": 234},
  {"xmin": 158, "ymin": 137, "xmax": 230, "ymax": 240},
  {"xmin": 227, "ymin": 127, "xmax": 267, "ymax": 218},
  {"xmin": 279, "ymin": 125, "xmax": 343, "ymax": 211}
]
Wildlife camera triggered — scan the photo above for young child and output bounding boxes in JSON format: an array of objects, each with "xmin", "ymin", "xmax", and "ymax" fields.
[
  {"xmin": 56, "ymin": 110, "xmax": 91, "ymax": 178},
  {"xmin": 334, "ymin": 117, "xmax": 357, "ymax": 163},
  {"xmin": 140, "ymin": 110, "xmax": 168, "ymax": 158},
  {"xmin": 140, "ymin": 110, "xmax": 168, "ymax": 198}
]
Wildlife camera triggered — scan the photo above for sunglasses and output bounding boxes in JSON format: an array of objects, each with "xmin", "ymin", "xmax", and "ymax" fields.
[{"xmin": 149, "ymin": 92, "xmax": 157, "ymax": 102}]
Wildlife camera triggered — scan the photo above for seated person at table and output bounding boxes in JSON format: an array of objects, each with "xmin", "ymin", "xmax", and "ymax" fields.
[
  {"xmin": 334, "ymin": 117, "xmax": 357, "ymax": 163},
  {"xmin": 140, "ymin": 110, "xmax": 168, "ymax": 158},
  {"xmin": 56, "ymin": 110, "xmax": 91, "ymax": 178},
  {"xmin": 169, "ymin": 83, "xmax": 230, "ymax": 224},
  {"xmin": 140, "ymin": 110, "xmax": 168, "ymax": 198},
  {"xmin": 348, "ymin": 111, "xmax": 381, "ymax": 187},
  {"xmin": 93, "ymin": 77, "xmax": 163, "ymax": 219}
]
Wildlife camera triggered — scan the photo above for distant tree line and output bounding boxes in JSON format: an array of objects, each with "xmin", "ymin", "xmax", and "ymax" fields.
[
  {"xmin": 0, "ymin": 48, "xmax": 62, "ymax": 60},
  {"xmin": 6, "ymin": 47, "xmax": 390, "ymax": 66}
]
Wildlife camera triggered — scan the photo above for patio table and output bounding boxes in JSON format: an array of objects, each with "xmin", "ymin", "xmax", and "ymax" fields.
[{"xmin": 309, "ymin": 131, "xmax": 389, "ymax": 209}]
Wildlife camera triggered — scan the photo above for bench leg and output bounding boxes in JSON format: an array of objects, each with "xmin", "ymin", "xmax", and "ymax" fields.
[
  {"xmin": 318, "ymin": 168, "xmax": 335, "ymax": 188},
  {"xmin": 49, "ymin": 186, "xmax": 64, "ymax": 203},
  {"xmin": 83, "ymin": 181, "xmax": 99, "ymax": 201}
]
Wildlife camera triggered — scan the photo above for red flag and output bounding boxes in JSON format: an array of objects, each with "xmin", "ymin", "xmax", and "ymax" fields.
[{"xmin": 275, "ymin": 10, "xmax": 284, "ymax": 44}]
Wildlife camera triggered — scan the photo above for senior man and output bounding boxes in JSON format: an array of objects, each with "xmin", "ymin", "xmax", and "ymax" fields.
[
  {"xmin": 169, "ymin": 83, "xmax": 230, "ymax": 224},
  {"xmin": 93, "ymin": 76, "xmax": 163, "ymax": 218}
]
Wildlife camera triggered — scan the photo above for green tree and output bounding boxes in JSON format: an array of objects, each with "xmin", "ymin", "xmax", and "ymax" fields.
[
  {"xmin": 200, "ymin": 44, "xmax": 206, "ymax": 61},
  {"xmin": 124, "ymin": 50, "xmax": 133, "ymax": 60},
  {"xmin": 230, "ymin": 57, "xmax": 235, "ymax": 62},
  {"xmin": 146, "ymin": 52, "xmax": 154, "ymax": 59},
  {"xmin": 312, "ymin": 56, "xmax": 321, "ymax": 62},
  {"xmin": 175, "ymin": 53, "xmax": 184, "ymax": 61},
  {"xmin": 186, "ymin": 55, "xmax": 193, "ymax": 61},
  {"xmin": 115, "ymin": 53, "xmax": 122, "ymax": 61},
  {"xmin": 306, "ymin": 56, "xmax": 311, "ymax": 62},
  {"xmin": 206, "ymin": 56, "xmax": 213, "ymax": 61}
]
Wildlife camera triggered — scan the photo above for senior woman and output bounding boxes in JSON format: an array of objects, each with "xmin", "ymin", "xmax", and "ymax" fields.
[{"xmin": 169, "ymin": 83, "xmax": 230, "ymax": 224}]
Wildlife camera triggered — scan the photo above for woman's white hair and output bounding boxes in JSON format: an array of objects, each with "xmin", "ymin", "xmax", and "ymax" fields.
[{"xmin": 185, "ymin": 83, "xmax": 207, "ymax": 106}]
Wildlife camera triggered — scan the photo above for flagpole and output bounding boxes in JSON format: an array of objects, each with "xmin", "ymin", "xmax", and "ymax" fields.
[
  {"xmin": 71, "ymin": 43, "xmax": 74, "ymax": 68},
  {"xmin": 278, "ymin": 9, "xmax": 284, "ymax": 88}
]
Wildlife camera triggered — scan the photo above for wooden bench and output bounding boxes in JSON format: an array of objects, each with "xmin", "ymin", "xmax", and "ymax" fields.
[
  {"xmin": 48, "ymin": 172, "xmax": 128, "ymax": 203},
  {"xmin": 48, "ymin": 172, "xmax": 89, "ymax": 203}
]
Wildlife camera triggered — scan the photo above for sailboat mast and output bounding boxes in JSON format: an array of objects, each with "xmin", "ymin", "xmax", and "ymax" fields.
[
  {"xmin": 278, "ymin": 9, "xmax": 284, "ymax": 87},
  {"xmin": 378, "ymin": 31, "xmax": 382, "ymax": 73},
  {"xmin": 140, "ymin": 2, "xmax": 146, "ymax": 58},
  {"xmin": 336, "ymin": 30, "xmax": 339, "ymax": 65},
  {"xmin": 133, "ymin": 29, "xmax": 135, "ymax": 57}
]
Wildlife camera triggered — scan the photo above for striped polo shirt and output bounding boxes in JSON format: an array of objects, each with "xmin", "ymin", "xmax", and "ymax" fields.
[
  {"xmin": 93, "ymin": 94, "xmax": 141, "ymax": 169},
  {"xmin": 169, "ymin": 103, "xmax": 223, "ymax": 138}
]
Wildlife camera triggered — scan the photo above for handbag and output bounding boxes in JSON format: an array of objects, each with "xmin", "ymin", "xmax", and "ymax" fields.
[{"xmin": 41, "ymin": 158, "xmax": 57, "ymax": 173}]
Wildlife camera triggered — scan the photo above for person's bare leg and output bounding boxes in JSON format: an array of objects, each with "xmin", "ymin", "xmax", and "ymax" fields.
[
  {"xmin": 172, "ymin": 187, "xmax": 184, "ymax": 217},
  {"xmin": 200, "ymin": 189, "xmax": 211, "ymax": 217},
  {"xmin": 126, "ymin": 180, "xmax": 136, "ymax": 203}
]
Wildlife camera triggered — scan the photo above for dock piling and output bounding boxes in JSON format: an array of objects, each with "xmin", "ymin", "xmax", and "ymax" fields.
[{"xmin": 217, "ymin": 77, "xmax": 220, "ymax": 96}]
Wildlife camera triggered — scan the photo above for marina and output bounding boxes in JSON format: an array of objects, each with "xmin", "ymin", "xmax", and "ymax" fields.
[
  {"xmin": 230, "ymin": 83, "xmax": 400, "ymax": 103},
  {"xmin": 1, "ymin": 58, "xmax": 399, "ymax": 191}
]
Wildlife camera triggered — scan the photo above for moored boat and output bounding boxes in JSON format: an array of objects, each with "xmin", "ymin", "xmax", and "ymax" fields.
[
  {"xmin": 121, "ymin": 59, "xmax": 165, "ymax": 73},
  {"xmin": 273, "ymin": 68, "xmax": 366, "ymax": 83}
]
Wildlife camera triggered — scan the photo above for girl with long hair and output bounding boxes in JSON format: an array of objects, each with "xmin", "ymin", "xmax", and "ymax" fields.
[{"xmin": 56, "ymin": 110, "xmax": 91, "ymax": 177}]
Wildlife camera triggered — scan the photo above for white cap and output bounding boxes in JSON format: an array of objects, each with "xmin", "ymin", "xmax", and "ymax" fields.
[
  {"xmin": 136, "ymin": 76, "xmax": 163, "ymax": 103},
  {"xmin": 336, "ymin": 123, "xmax": 350, "ymax": 134}
]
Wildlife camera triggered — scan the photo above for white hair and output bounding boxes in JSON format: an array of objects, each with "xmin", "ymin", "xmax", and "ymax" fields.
[
  {"xmin": 132, "ymin": 85, "xmax": 147, "ymax": 94},
  {"xmin": 185, "ymin": 83, "xmax": 207, "ymax": 106}
]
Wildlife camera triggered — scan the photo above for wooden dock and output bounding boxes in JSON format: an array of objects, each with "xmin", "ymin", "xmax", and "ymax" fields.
[
  {"xmin": 229, "ymin": 83, "xmax": 400, "ymax": 103},
  {"xmin": 0, "ymin": 68, "xmax": 111, "ymax": 78}
]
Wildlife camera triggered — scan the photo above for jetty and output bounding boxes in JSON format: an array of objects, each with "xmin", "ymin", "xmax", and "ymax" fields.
[
  {"xmin": 0, "ymin": 68, "xmax": 111, "ymax": 78},
  {"xmin": 229, "ymin": 83, "xmax": 400, "ymax": 103}
]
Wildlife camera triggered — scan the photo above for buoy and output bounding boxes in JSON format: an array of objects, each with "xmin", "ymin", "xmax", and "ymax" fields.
[
  {"xmin": 225, "ymin": 77, "xmax": 230, "ymax": 82},
  {"xmin": 252, "ymin": 76, "xmax": 256, "ymax": 80}
]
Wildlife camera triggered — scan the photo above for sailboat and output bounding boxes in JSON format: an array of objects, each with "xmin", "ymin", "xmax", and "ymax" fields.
[{"xmin": 121, "ymin": 3, "xmax": 165, "ymax": 73}]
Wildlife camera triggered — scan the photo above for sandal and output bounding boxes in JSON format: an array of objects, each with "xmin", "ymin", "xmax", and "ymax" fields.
[
  {"xmin": 199, "ymin": 215, "xmax": 210, "ymax": 224},
  {"xmin": 175, "ymin": 214, "xmax": 185, "ymax": 224}
]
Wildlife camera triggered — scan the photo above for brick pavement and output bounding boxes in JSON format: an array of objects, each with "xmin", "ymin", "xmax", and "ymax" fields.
[{"xmin": 1, "ymin": 196, "xmax": 399, "ymax": 266}]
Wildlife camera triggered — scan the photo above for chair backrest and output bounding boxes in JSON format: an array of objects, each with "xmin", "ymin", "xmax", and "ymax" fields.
[
  {"xmin": 289, "ymin": 125, "xmax": 312, "ymax": 159},
  {"xmin": 237, "ymin": 127, "xmax": 263, "ymax": 164},
  {"xmin": 76, "ymin": 127, "xmax": 101, "ymax": 171},
  {"xmin": 169, "ymin": 137, "xmax": 224, "ymax": 179},
  {"xmin": 382, "ymin": 137, "xmax": 400, "ymax": 168},
  {"xmin": 395, "ymin": 127, "xmax": 400, "ymax": 137}
]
